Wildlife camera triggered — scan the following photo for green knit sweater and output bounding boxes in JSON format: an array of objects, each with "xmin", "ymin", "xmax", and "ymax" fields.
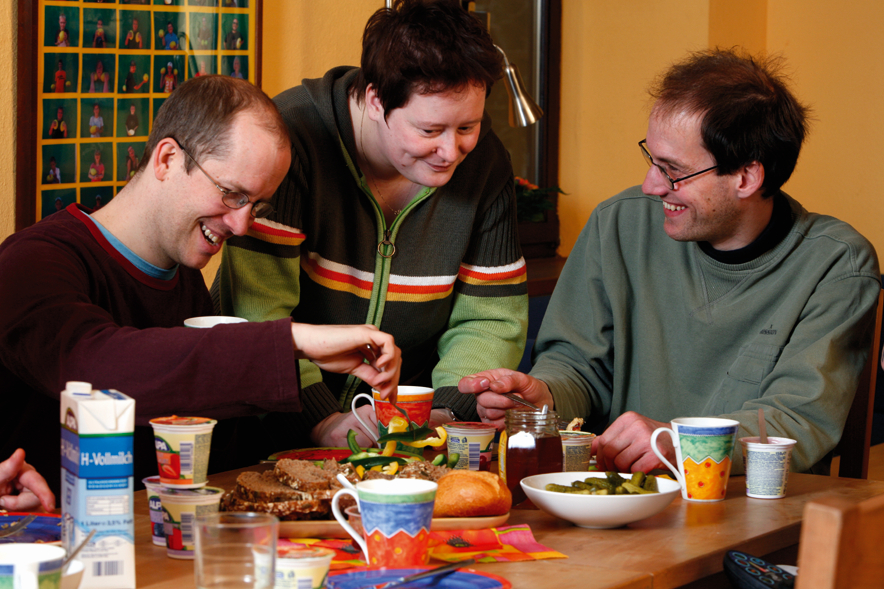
[
  {"xmin": 530, "ymin": 187, "xmax": 880, "ymax": 474},
  {"xmin": 215, "ymin": 67, "xmax": 528, "ymax": 439}
]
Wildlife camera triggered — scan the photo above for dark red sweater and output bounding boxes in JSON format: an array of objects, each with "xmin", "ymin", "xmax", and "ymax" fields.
[{"xmin": 0, "ymin": 205, "xmax": 301, "ymax": 493}]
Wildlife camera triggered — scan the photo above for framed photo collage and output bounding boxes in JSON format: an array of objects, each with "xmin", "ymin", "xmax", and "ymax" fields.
[{"xmin": 35, "ymin": 0, "xmax": 259, "ymax": 221}]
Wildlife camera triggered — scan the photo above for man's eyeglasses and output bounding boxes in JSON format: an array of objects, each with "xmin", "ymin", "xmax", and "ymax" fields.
[
  {"xmin": 177, "ymin": 143, "xmax": 274, "ymax": 219},
  {"xmin": 639, "ymin": 140, "xmax": 718, "ymax": 190}
]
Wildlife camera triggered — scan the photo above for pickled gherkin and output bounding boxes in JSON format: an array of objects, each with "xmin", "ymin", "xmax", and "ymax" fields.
[{"xmin": 543, "ymin": 472, "xmax": 661, "ymax": 495}]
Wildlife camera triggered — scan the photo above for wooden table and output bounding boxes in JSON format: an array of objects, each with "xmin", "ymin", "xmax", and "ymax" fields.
[{"xmin": 132, "ymin": 469, "xmax": 884, "ymax": 589}]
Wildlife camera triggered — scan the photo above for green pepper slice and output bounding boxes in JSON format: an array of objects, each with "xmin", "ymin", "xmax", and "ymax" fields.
[
  {"xmin": 347, "ymin": 455, "xmax": 409, "ymax": 469},
  {"xmin": 376, "ymin": 426, "xmax": 435, "ymax": 444},
  {"xmin": 346, "ymin": 429, "xmax": 361, "ymax": 456}
]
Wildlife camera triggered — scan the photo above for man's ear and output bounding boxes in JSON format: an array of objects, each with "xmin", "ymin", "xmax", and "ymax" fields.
[
  {"xmin": 152, "ymin": 138, "xmax": 179, "ymax": 182},
  {"xmin": 736, "ymin": 161, "xmax": 765, "ymax": 199}
]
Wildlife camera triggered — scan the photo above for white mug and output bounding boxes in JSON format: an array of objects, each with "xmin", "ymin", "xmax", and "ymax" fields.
[{"xmin": 0, "ymin": 544, "xmax": 66, "ymax": 589}]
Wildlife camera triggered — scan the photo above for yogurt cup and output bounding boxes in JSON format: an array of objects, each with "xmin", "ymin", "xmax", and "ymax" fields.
[
  {"xmin": 560, "ymin": 431, "xmax": 596, "ymax": 471},
  {"xmin": 740, "ymin": 436, "xmax": 798, "ymax": 499},
  {"xmin": 157, "ymin": 486, "xmax": 224, "ymax": 559},
  {"xmin": 142, "ymin": 476, "xmax": 166, "ymax": 546},
  {"xmin": 275, "ymin": 546, "xmax": 334, "ymax": 589},
  {"xmin": 444, "ymin": 422, "xmax": 496, "ymax": 471},
  {"xmin": 150, "ymin": 416, "xmax": 217, "ymax": 487}
]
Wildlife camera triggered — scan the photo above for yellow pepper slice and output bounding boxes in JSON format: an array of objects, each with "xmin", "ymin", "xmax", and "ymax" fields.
[
  {"xmin": 382, "ymin": 461, "xmax": 399, "ymax": 476},
  {"xmin": 355, "ymin": 465, "xmax": 365, "ymax": 479},
  {"xmin": 402, "ymin": 426, "xmax": 448, "ymax": 448},
  {"xmin": 382, "ymin": 415, "xmax": 410, "ymax": 456}
]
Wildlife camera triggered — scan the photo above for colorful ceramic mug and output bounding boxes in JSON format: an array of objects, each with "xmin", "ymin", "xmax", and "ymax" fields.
[
  {"xmin": 331, "ymin": 478, "xmax": 437, "ymax": 567},
  {"xmin": 651, "ymin": 417, "xmax": 740, "ymax": 502},
  {"xmin": 351, "ymin": 386, "xmax": 434, "ymax": 456}
]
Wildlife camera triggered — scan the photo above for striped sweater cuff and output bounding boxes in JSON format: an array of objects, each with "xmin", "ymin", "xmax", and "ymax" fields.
[{"xmin": 295, "ymin": 382, "xmax": 342, "ymax": 433}]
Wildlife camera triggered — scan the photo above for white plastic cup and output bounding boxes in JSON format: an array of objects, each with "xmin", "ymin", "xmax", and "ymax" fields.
[
  {"xmin": 275, "ymin": 546, "xmax": 334, "ymax": 589},
  {"xmin": 157, "ymin": 486, "xmax": 224, "ymax": 560},
  {"xmin": 0, "ymin": 544, "xmax": 66, "ymax": 589},
  {"xmin": 142, "ymin": 476, "xmax": 166, "ymax": 546},
  {"xmin": 149, "ymin": 416, "xmax": 217, "ymax": 487},
  {"xmin": 444, "ymin": 422, "xmax": 496, "ymax": 471},
  {"xmin": 740, "ymin": 436, "xmax": 797, "ymax": 499},
  {"xmin": 184, "ymin": 316, "xmax": 247, "ymax": 328}
]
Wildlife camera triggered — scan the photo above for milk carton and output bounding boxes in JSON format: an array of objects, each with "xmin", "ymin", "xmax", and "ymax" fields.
[{"xmin": 60, "ymin": 381, "xmax": 136, "ymax": 589}]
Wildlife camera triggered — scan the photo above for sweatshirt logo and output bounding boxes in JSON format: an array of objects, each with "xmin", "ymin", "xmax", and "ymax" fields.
[{"xmin": 760, "ymin": 324, "xmax": 777, "ymax": 335}]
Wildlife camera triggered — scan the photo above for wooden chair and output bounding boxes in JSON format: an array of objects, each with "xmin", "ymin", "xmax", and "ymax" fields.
[
  {"xmin": 794, "ymin": 493, "xmax": 884, "ymax": 588},
  {"xmin": 833, "ymin": 289, "xmax": 883, "ymax": 478}
]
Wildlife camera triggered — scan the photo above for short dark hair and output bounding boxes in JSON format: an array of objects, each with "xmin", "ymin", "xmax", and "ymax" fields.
[
  {"xmin": 350, "ymin": 0, "xmax": 502, "ymax": 117},
  {"xmin": 649, "ymin": 48, "xmax": 810, "ymax": 197},
  {"xmin": 139, "ymin": 75, "xmax": 289, "ymax": 176}
]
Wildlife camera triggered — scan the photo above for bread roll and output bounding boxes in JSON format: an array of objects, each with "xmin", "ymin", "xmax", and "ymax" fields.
[{"xmin": 433, "ymin": 470, "xmax": 512, "ymax": 517}]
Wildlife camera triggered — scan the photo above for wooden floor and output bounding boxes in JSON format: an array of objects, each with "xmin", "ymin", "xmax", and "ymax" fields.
[{"xmin": 831, "ymin": 443, "xmax": 884, "ymax": 480}]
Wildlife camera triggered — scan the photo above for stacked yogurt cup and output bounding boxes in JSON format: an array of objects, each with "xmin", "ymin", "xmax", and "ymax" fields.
[{"xmin": 145, "ymin": 416, "xmax": 223, "ymax": 559}]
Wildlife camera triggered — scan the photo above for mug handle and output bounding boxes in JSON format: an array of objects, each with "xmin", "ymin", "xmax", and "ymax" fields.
[
  {"xmin": 332, "ymin": 488, "xmax": 368, "ymax": 561},
  {"xmin": 18, "ymin": 563, "xmax": 40, "ymax": 589},
  {"xmin": 350, "ymin": 393, "xmax": 379, "ymax": 443},
  {"xmin": 650, "ymin": 427, "xmax": 684, "ymax": 487}
]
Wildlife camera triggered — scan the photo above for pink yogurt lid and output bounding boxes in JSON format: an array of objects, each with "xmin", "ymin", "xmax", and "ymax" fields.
[{"xmin": 150, "ymin": 416, "xmax": 216, "ymax": 426}]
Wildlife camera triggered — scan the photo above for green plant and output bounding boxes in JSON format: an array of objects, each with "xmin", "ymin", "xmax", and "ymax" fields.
[{"xmin": 515, "ymin": 177, "xmax": 563, "ymax": 223}]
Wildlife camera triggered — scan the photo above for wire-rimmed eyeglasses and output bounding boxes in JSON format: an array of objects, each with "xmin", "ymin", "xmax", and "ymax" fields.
[
  {"xmin": 639, "ymin": 139, "xmax": 718, "ymax": 190},
  {"xmin": 177, "ymin": 142, "xmax": 274, "ymax": 219}
]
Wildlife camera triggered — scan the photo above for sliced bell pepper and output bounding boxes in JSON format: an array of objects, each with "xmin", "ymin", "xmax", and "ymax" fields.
[
  {"xmin": 401, "ymin": 426, "xmax": 448, "ymax": 448},
  {"xmin": 431, "ymin": 454, "xmax": 446, "ymax": 466},
  {"xmin": 382, "ymin": 415, "xmax": 410, "ymax": 456},
  {"xmin": 382, "ymin": 461, "xmax": 399, "ymax": 476},
  {"xmin": 346, "ymin": 429, "xmax": 361, "ymax": 456},
  {"xmin": 355, "ymin": 465, "xmax": 365, "ymax": 479},
  {"xmin": 347, "ymin": 455, "xmax": 408, "ymax": 469},
  {"xmin": 376, "ymin": 426, "xmax": 435, "ymax": 444}
]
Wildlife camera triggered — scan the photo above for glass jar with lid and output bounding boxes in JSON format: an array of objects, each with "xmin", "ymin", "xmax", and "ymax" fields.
[{"xmin": 499, "ymin": 408, "xmax": 563, "ymax": 505}]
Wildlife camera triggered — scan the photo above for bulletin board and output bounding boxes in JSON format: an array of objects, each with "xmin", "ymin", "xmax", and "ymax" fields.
[{"xmin": 20, "ymin": 0, "xmax": 262, "ymax": 225}]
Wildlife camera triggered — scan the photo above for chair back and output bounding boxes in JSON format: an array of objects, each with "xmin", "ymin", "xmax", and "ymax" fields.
[
  {"xmin": 834, "ymin": 289, "xmax": 883, "ymax": 478},
  {"xmin": 794, "ymin": 492, "xmax": 884, "ymax": 588}
]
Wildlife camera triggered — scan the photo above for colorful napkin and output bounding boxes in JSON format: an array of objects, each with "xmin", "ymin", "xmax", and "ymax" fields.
[{"xmin": 280, "ymin": 524, "xmax": 567, "ymax": 570}]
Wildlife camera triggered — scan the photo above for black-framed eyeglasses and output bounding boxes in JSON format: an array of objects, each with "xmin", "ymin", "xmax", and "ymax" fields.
[
  {"xmin": 639, "ymin": 139, "xmax": 718, "ymax": 190},
  {"xmin": 177, "ymin": 142, "xmax": 274, "ymax": 219}
]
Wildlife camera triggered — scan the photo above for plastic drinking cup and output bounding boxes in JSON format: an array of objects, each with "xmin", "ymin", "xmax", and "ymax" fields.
[
  {"xmin": 444, "ymin": 422, "xmax": 496, "ymax": 470},
  {"xmin": 274, "ymin": 546, "xmax": 334, "ymax": 589},
  {"xmin": 651, "ymin": 417, "xmax": 740, "ymax": 502},
  {"xmin": 157, "ymin": 486, "xmax": 224, "ymax": 560},
  {"xmin": 149, "ymin": 416, "xmax": 217, "ymax": 487},
  {"xmin": 740, "ymin": 436, "xmax": 797, "ymax": 499},
  {"xmin": 331, "ymin": 478, "xmax": 437, "ymax": 567},
  {"xmin": 142, "ymin": 476, "xmax": 166, "ymax": 546},
  {"xmin": 194, "ymin": 512, "xmax": 278, "ymax": 589}
]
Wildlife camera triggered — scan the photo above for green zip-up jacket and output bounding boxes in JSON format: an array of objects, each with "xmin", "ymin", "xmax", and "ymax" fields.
[
  {"xmin": 215, "ymin": 67, "xmax": 528, "ymax": 443},
  {"xmin": 530, "ymin": 187, "xmax": 880, "ymax": 474}
]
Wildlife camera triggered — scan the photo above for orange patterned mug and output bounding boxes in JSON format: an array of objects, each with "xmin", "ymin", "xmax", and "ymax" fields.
[{"xmin": 651, "ymin": 418, "xmax": 740, "ymax": 502}]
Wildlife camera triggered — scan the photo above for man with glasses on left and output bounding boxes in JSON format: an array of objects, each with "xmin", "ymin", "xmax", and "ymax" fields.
[{"xmin": 0, "ymin": 75, "xmax": 402, "ymax": 496}]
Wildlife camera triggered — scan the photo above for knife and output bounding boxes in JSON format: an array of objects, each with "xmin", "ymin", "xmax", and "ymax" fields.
[
  {"xmin": 365, "ymin": 559, "xmax": 475, "ymax": 589},
  {"xmin": 0, "ymin": 514, "xmax": 37, "ymax": 539}
]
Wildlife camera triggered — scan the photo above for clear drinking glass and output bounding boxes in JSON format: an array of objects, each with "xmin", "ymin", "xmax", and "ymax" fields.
[{"xmin": 194, "ymin": 512, "xmax": 278, "ymax": 589}]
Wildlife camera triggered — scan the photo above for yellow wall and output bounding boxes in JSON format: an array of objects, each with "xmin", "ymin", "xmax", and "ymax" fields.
[
  {"xmin": 5, "ymin": 1, "xmax": 884, "ymax": 268},
  {"xmin": 0, "ymin": 2, "xmax": 16, "ymax": 240},
  {"xmin": 558, "ymin": 0, "xmax": 884, "ymax": 259}
]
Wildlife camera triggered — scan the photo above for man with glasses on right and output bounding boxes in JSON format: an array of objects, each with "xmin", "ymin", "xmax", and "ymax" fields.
[{"xmin": 459, "ymin": 48, "xmax": 880, "ymax": 476}]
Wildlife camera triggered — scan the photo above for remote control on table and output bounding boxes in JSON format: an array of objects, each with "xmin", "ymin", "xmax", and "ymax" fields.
[{"xmin": 723, "ymin": 550, "xmax": 796, "ymax": 589}]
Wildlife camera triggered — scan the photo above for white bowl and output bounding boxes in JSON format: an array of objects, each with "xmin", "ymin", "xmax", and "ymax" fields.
[
  {"xmin": 520, "ymin": 472, "xmax": 681, "ymax": 529},
  {"xmin": 62, "ymin": 559, "xmax": 84, "ymax": 589}
]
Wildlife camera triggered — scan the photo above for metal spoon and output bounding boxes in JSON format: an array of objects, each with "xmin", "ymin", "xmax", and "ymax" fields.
[
  {"xmin": 503, "ymin": 392, "xmax": 541, "ymax": 411},
  {"xmin": 63, "ymin": 529, "xmax": 96, "ymax": 574},
  {"xmin": 0, "ymin": 514, "xmax": 37, "ymax": 538}
]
